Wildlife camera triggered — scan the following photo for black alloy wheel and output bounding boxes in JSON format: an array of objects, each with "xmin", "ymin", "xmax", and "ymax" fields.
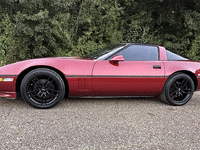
[
  {"xmin": 160, "ymin": 73, "xmax": 194, "ymax": 106},
  {"xmin": 20, "ymin": 68, "xmax": 65, "ymax": 109}
]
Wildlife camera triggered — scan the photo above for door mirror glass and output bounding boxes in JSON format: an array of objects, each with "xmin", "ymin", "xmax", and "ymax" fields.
[{"xmin": 110, "ymin": 55, "xmax": 124, "ymax": 62}]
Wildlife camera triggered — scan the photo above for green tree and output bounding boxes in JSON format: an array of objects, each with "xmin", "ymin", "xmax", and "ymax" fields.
[
  {"xmin": 68, "ymin": 0, "xmax": 124, "ymax": 56},
  {"xmin": 4, "ymin": 0, "xmax": 74, "ymax": 64},
  {"xmin": 119, "ymin": 0, "xmax": 200, "ymax": 59},
  {"xmin": 3, "ymin": 0, "xmax": 125, "ymax": 63},
  {"xmin": 1, "ymin": 0, "xmax": 200, "ymax": 64},
  {"xmin": 188, "ymin": 34, "xmax": 200, "ymax": 60},
  {"xmin": 134, "ymin": 0, "xmax": 200, "ymax": 58},
  {"xmin": 0, "ymin": 13, "xmax": 14, "ymax": 65}
]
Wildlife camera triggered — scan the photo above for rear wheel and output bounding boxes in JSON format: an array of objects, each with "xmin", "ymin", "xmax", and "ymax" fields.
[
  {"xmin": 20, "ymin": 68, "xmax": 65, "ymax": 109},
  {"xmin": 160, "ymin": 73, "xmax": 194, "ymax": 106}
]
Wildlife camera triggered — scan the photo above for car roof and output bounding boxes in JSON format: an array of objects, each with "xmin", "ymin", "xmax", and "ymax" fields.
[{"xmin": 119, "ymin": 43, "xmax": 158, "ymax": 47}]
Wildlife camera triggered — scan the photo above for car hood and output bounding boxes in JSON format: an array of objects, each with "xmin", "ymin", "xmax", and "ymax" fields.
[{"xmin": 0, "ymin": 57, "xmax": 96, "ymax": 75}]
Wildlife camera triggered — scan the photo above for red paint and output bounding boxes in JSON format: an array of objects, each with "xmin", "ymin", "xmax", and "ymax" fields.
[
  {"xmin": 197, "ymin": 77, "xmax": 200, "ymax": 90},
  {"xmin": 0, "ymin": 76, "xmax": 17, "ymax": 91},
  {"xmin": 110, "ymin": 55, "xmax": 124, "ymax": 62},
  {"xmin": 92, "ymin": 60, "xmax": 165, "ymax": 96},
  {"xmin": 0, "ymin": 45, "xmax": 200, "ymax": 99},
  {"xmin": 163, "ymin": 61, "xmax": 200, "ymax": 76},
  {"xmin": 91, "ymin": 77, "xmax": 167, "ymax": 96},
  {"xmin": 0, "ymin": 76, "xmax": 17, "ymax": 98},
  {"xmin": 0, "ymin": 91, "xmax": 16, "ymax": 98},
  {"xmin": 159, "ymin": 46, "xmax": 168, "ymax": 61}
]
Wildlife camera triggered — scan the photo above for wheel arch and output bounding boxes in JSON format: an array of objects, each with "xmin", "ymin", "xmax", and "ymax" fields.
[
  {"xmin": 166, "ymin": 70, "xmax": 198, "ymax": 90},
  {"xmin": 16, "ymin": 65, "xmax": 69, "ymax": 97}
]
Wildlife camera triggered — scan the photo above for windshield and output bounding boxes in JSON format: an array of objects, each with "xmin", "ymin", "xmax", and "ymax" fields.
[{"xmin": 82, "ymin": 44, "xmax": 127, "ymax": 60}]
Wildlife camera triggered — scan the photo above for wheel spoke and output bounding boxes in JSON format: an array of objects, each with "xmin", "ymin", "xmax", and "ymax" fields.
[
  {"xmin": 32, "ymin": 80, "xmax": 40, "ymax": 88},
  {"xmin": 170, "ymin": 90, "xmax": 176, "ymax": 96},
  {"xmin": 180, "ymin": 93, "xmax": 183, "ymax": 100},
  {"xmin": 182, "ymin": 88, "xmax": 191, "ymax": 91},
  {"xmin": 32, "ymin": 77, "xmax": 42, "ymax": 88},
  {"xmin": 47, "ymin": 89, "xmax": 59, "ymax": 93},
  {"xmin": 45, "ymin": 78, "xmax": 54, "ymax": 88},
  {"xmin": 44, "ymin": 77, "xmax": 51, "ymax": 87},
  {"xmin": 181, "ymin": 88, "xmax": 191, "ymax": 94},
  {"xmin": 27, "ymin": 89, "xmax": 40, "ymax": 94},
  {"xmin": 181, "ymin": 79, "xmax": 188, "ymax": 88},
  {"xmin": 172, "ymin": 82, "xmax": 178, "ymax": 89},
  {"xmin": 37, "ymin": 91, "xmax": 42, "ymax": 97},
  {"xmin": 171, "ymin": 92, "xmax": 178, "ymax": 99}
]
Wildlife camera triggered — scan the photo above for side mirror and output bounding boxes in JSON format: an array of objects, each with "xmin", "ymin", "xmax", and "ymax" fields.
[{"xmin": 110, "ymin": 55, "xmax": 124, "ymax": 62}]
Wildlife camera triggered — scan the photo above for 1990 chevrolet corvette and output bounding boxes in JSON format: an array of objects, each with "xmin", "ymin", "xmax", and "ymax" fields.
[{"xmin": 0, "ymin": 43, "xmax": 200, "ymax": 108}]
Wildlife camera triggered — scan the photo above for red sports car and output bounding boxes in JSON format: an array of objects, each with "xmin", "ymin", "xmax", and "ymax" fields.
[{"xmin": 0, "ymin": 43, "xmax": 200, "ymax": 108}]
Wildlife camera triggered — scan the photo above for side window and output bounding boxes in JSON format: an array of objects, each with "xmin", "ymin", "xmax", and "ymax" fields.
[
  {"xmin": 116, "ymin": 45, "xmax": 159, "ymax": 61},
  {"xmin": 166, "ymin": 50, "xmax": 188, "ymax": 61}
]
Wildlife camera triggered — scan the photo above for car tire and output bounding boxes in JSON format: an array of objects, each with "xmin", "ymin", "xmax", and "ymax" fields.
[
  {"xmin": 160, "ymin": 73, "xmax": 194, "ymax": 106},
  {"xmin": 20, "ymin": 68, "xmax": 65, "ymax": 109}
]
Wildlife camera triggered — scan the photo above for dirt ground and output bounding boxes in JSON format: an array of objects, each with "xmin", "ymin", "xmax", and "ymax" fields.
[{"xmin": 0, "ymin": 91, "xmax": 200, "ymax": 149}]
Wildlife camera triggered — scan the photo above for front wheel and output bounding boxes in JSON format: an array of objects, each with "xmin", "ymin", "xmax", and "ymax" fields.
[
  {"xmin": 20, "ymin": 68, "xmax": 65, "ymax": 109},
  {"xmin": 160, "ymin": 73, "xmax": 194, "ymax": 106}
]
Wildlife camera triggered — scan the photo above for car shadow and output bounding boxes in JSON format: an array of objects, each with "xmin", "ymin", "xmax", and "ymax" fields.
[
  {"xmin": 58, "ymin": 96, "xmax": 165, "ymax": 108},
  {"xmin": 0, "ymin": 96, "xmax": 166, "ymax": 109}
]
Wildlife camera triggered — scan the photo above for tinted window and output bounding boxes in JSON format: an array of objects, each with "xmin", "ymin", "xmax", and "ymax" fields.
[
  {"xmin": 166, "ymin": 50, "xmax": 188, "ymax": 61},
  {"xmin": 116, "ymin": 45, "xmax": 159, "ymax": 61},
  {"xmin": 82, "ymin": 44, "xmax": 126, "ymax": 59}
]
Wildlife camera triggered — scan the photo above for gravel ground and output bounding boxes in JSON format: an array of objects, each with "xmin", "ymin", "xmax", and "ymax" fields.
[{"xmin": 0, "ymin": 91, "xmax": 200, "ymax": 150}]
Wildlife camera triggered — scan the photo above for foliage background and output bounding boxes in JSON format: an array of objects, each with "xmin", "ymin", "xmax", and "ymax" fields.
[{"xmin": 0, "ymin": 0, "xmax": 200, "ymax": 65}]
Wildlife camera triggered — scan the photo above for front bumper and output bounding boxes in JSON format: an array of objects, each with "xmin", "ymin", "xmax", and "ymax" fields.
[
  {"xmin": 0, "ymin": 75, "xmax": 17, "ymax": 99},
  {"xmin": 0, "ymin": 91, "xmax": 16, "ymax": 98}
]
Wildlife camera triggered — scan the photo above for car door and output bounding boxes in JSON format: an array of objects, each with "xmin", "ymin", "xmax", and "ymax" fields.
[{"xmin": 92, "ymin": 44, "xmax": 165, "ymax": 96}]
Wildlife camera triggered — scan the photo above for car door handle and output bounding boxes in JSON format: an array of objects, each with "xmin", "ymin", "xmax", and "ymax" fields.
[{"xmin": 153, "ymin": 65, "xmax": 161, "ymax": 69}]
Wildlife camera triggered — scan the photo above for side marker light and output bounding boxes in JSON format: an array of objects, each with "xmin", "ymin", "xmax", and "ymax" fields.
[{"xmin": 0, "ymin": 78, "xmax": 14, "ymax": 82}]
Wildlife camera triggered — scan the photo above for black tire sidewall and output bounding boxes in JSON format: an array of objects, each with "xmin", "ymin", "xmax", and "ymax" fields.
[
  {"xmin": 165, "ymin": 73, "xmax": 194, "ymax": 106},
  {"xmin": 20, "ymin": 68, "xmax": 65, "ymax": 109}
]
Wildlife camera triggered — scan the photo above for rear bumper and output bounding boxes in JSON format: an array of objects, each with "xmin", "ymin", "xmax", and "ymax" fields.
[
  {"xmin": 0, "ymin": 91, "xmax": 16, "ymax": 98},
  {"xmin": 196, "ymin": 76, "xmax": 200, "ymax": 90}
]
